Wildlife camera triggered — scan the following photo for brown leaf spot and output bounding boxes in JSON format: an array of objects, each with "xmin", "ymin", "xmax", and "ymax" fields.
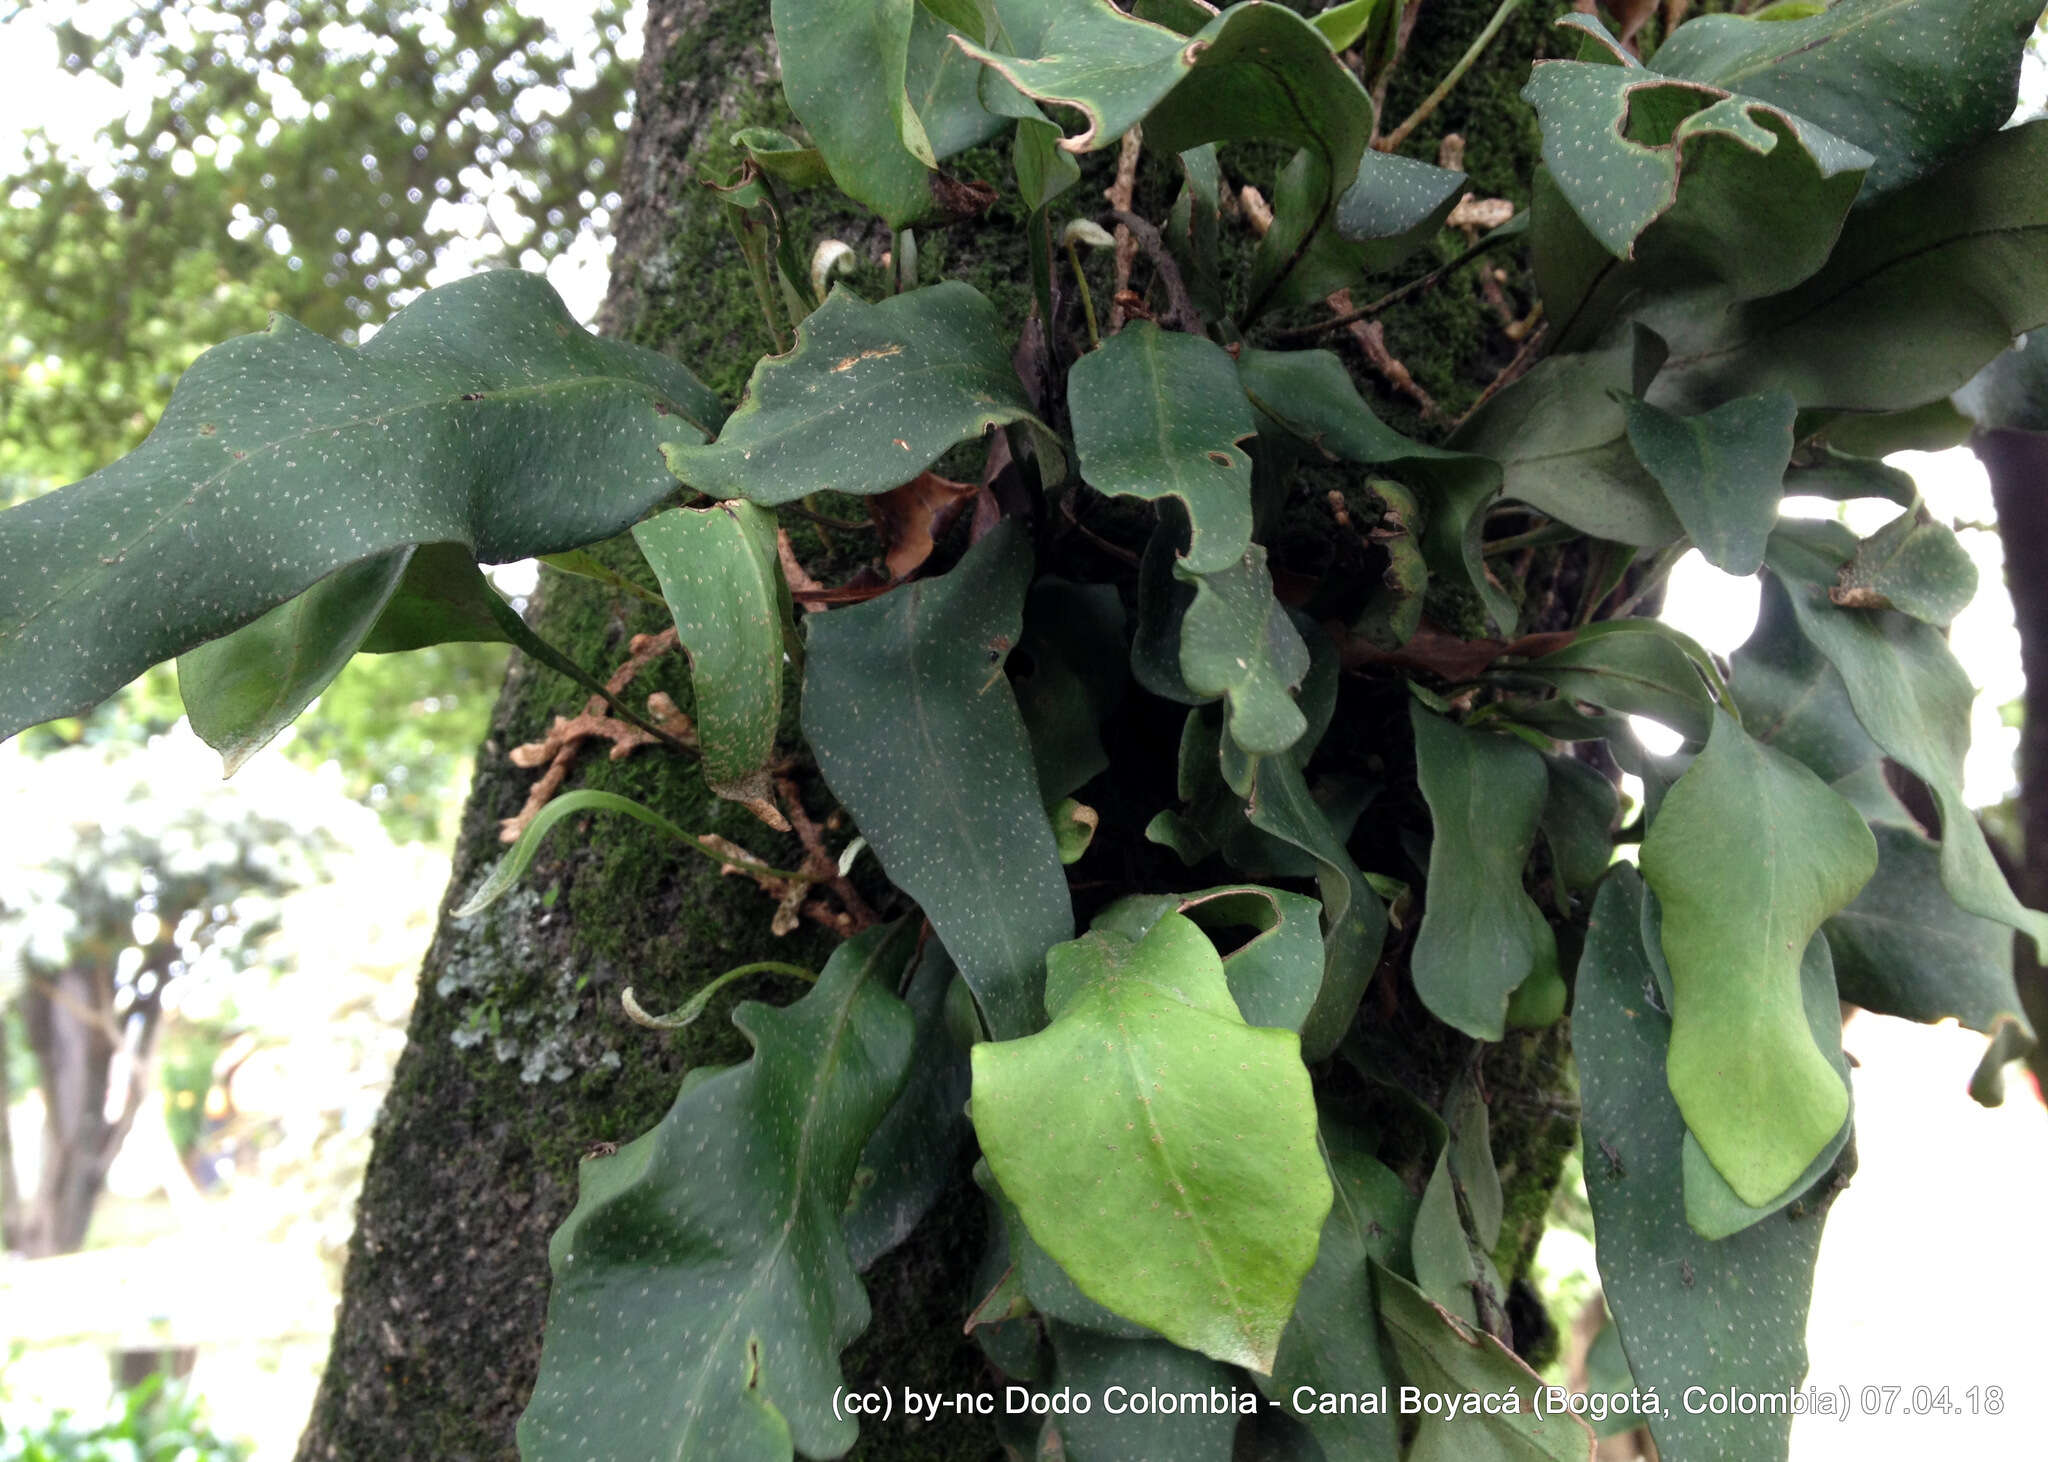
[{"xmin": 871, "ymin": 470, "xmax": 979, "ymax": 581}]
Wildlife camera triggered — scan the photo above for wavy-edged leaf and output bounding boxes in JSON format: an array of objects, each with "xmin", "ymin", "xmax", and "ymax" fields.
[
  {"xmin": 954, "ymin": 0, "xmax": 1191, "ymax": 151},
  {"xmin": 1827, "ymin": 820, "xmax": 2031, "ymax": 1045},
  {"xmin": 980, "ymin": 1159, "xmax": 1156, "ymax": 1341},
  {"xmin": 1249, "ymin": 147, "xmax": 1467, "ymax": 316},
  {"xmin": 1650, "ymin": 0, "xmax": 2043, "ymax": 199},
  {"xmin": 0, "ymin": 271, "xmax": 720, "ymax": 741},
  {"xmin": 1954, "ymin": 328, "xmax": 2048, "ymax": 432},
  {"xmin": 906, "ymin": 2, "xmax": 1010, "ymax": 161},
  {"xmin": 1829, "ymin": 503, "xmax": 1978, "ymax": 627},
  {"xmin": 1410, "ymin": 1072, "xmax": 1505, "ymax": 1328},
  {"xmin": 1729, "ymin": 572, "xmax": 1877, "ymax": 782},
  {"xmin": 1374, "ymin": 1268, "xmax": 1596, "ymax": 1462},
  {"xmin": 773, "ymin": 0, "xmax": 937, "ymax": 227},
  {"xmin": 1181, "ymin": 884, "xmax": 1326, "ymax": 1035},
  {"xmin": 1654, "ymin": 120, "xmax": 2048, "ymax": 413},
  {"xmin": 664, "ymin": 282, "xmax": 1054, "ymax": 504},
  {"xmin": 1409, "ymin": 705, "xmax": 1554, "ymax": 1041},
  {"xmin": 971, "ymin": 912, "xmax": 1331, "ymax": 1372},
  {"xmin": 1179, "ymin": 545, "xmax": 1310, "ymax": 757},
  {"xmin": 1540, "ymin": 753, "xmax": 1619, "ymax": 893},
  {"xmin": 1042, "ymin": 1322, "xmax": 1241, "ymax": 1462},
  {"xmin": 1070, "ymin": 321, "xmax": 1256, "ymax": 575},
  {"xmin": 178, "ymin": 547, "xmax": 415, "ymax": 775},
  {"xmin": 1255, "ymin": 1126, "xmax": 1411, "ymax": 1462},
  {"xmin": 1243, "ymin": 751, "xmax": 1387, "ymax": 1061},
  {"xmin": 1523, "ymin": 14, "xmax": 1868, "ymax": 259},
  {"xmin": 803, "ymin": 521, "xmax": 1072, "ymax": 1038},
  {"xmin": 1652, "ymin": 903, "xmax": 1855, "ymax": 1241},
  {"xmin": 517, "ymin": 920, "xmax": 919, "ymax": 1462},
  {"xmin": 1622, "ymin": 391, "xmax": 1795, "ymax": 575},
  {"xmin": 635, "ymin": 502, "xmax": 791, "ymax": 817},
  {"xmin": 844, "ymin": 943, "xmax": 973, "ymax": 1270},
  {"xmin": 1578, "ymin": 870, "xmax": 1834, "ymax": 1462},
  {"xmin": 1639, "ymin": 709, "xmax": 1873, "ymax": 1205},
  {"xmin": 1013, "ymin": 579, "xmax": 1127, "ymax": 805},
  {"xmin": 1520, "ymin": 620, "xmax": 1717, "ymax": 744},
  {"xmin": 1776, "ymin": 572, "xmax": 2048, "ymax": 955},
  {"xmin": 1451, "ymin": 326, "xmax": 1682, "ymax": 549}
]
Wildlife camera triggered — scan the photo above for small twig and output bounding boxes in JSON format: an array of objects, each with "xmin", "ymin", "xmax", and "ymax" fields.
[
  {"xmin": 499, "ymin": 631, "xmax": 692, "ymax": 841},
  {"xmin": 1265, "ymin": 223, "xmax": 1520, "ymax": 342},
  {"xmin": 1450, "ymin": 322, "xmax": 1547, "ymax": 430},
  {"xmin": 1378, "ymin": 0, "xmax": 1525, "ymax": 153},
  {"xmin": 1106, "ymin": 209, "xmax": 1202, "ymax": 333},
  {"xmin": 1334, "ymin": 302, "xmax": 1437, "ymax": 418},
  {"xmin": 1107, "ymin": 127, "xmax": 1143, "ymax": 330},
  {"xmin": 777, "ymin": 775, "xmax": 880, "ymax": 932}
]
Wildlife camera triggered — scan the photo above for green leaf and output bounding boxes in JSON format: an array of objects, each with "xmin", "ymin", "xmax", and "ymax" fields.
[
  {"xmin": 1826, "ymin": 815, "xmax": 2034, "ymax": 1050},
  {"xmin": 971, "ymin": 912, "xmax": 1331, "ymax": 1372},
  {"xmin": 1729, "ymin": 573, "xmax": 1877, "ymax": 782},
  {"xmin": 1522, "ymin": 15, "xmax": 1869, "ymax": 259},
  {"xmin": 1520, "ymin": 620, "xmax": 1717, "ymax": 746},
  {"xmin": 1639, "ymin": 709, "xmax": 1874, "ymax": 1205},
  {"xmin": 1069, "ymin": 322, "xmax": 1256, "ymax": 576},
  {"xmin": 663, "ymin": 282, "xmax": 1054, "ymax": 505},
  {"xmin": 773, "ymin": 0, "xmax": 939, "ymax": 227},
  {"xmin": 178, "ymin": 542, "xmax": 658, "ymax": 777},
  {"xmin": 1541, "ymin": 753, "xmax": 1619, "ymax": 893},
  {"xmin": 1409, "ymin": 705, "xmax": 1555, "ymax": 1041},
  {"xmin": 1255, "ymin": 1128, "xmax": 1412, "ymax": 1462},
  {"xmin": 1650, "ymin": 0, "xmax": 2044, "ymax": 199},
  {"xmin": 1242, "ymin": 752, "xmax": 1388, "ymax": 1061},
  {"xmin": 803, "ymin": 521, "xmax": 1073, "ymax": 1038},
  {"xmin": 952, "ymin": 0, "xmax": 1192, "ymax": 152},
  {"xmin": 1177, "ymin": 884, "xmax": 1328, "ymax": 1034},
  {"xmin": 634, "ymin": 502, "xmax": 791, "ymax": 817},
  {"xmin": 1013, "ymin": 580, "xmax": 1127, "ymax": 804},
  {"xmin": 1622, "ymin": 391, "xmax": 1795, "ymax": 575},
  {"xmin": 517, "ymin": 920, "xmax": 919, "ymax": 1462},
  {"xmin": 1829, "ymin": 504, "xmax": 1978, "ymax": 627},
  {"xmin": 1236, "ymin": 347, "xmax": 1510, "ymax": 633},
  {"xmin": 1451, "ymin": 328, "xmax": 1683, "ymax": 549},
  {"xmin": 1374, "ymin": 1268, "xmax": 1597, "ymax": 1462},
  {"xmin": 1410, "ymin": 1072, "xmax": 1505, "ymax": 1328},
  {"xmin": 1178, "ymin": 545, "xmax": 1311, "ymax": 757},
  {"xmin": 1312, "ymin": 0, "xmax": 1388, "ymax": 53},
  {"xmin": 1042, "ymin": 1323, "xmax": 1241, "ymax": 1462},
  {"xmin": 1577, "ymin": 871, "xmax": 1833, "ymax": 1462},
  {"xmin": 1352, "ymin": 479, "xmax": 1428, "ymax": 650},
  {"xmin": 0, "ymin": 270, "xmax": 719, "ymax": 741},
  {"xmin": 1660, "ymin": 907, "xmax": 1855, "ymax": 1240},
  {"xmin": 178, "ymin": 547, "xmax": 415, "ymax": 776},
  {"xmin": 1777, "ymin": 575, "xmax": 2048, "ymax": 954},
  {"xmin": 1654, "ymin": 120, "xmax": 2048, "ymax": 412},
  {"xmin": 980, "ymin": 1160, "xmax": 1155, "ymax": 1341},
  {"xmin": 732, "ymin": 127, "xmax": 834, "ymax": 189},
  {"xmin": 844, "ymin": 943, "xmax": 973, "ymax": 1270},
  {"xmin": 1248, "ymin": 148, "xmax": 1467, "ymax": 316},
  {"xmin": 1954, "ymin": 328, "xmax": 2048, "ymax": 432},
  {"xmin": 1781, "ymin": 447, "xmax": 1919, "ymax": 507},
  {"xmin": 907, "ymin": 3, "xmax": 1010, "ymax": 161}
]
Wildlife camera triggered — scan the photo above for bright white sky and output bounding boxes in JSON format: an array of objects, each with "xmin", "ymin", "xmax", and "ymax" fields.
[{"xmin": 0, "ymin": 2, "xmax": 2036, "ymax": 806}]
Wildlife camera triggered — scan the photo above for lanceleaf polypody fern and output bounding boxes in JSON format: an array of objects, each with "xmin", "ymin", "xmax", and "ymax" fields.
[{"xmin": 2, "ymin": 1, "xmax": 2045, "ymax": 1459}]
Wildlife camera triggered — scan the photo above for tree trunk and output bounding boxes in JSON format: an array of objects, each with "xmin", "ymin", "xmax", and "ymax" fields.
[
  {"xmin": 297, "ymin": 2, "xmax": 1580, "ymax": 1456},
  {"xmin": 1977, "ymin": 427, "xmax": 2048, "ymax": 1087}
]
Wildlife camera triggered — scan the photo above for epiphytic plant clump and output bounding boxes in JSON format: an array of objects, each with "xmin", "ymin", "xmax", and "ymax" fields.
[{"xmin": 3, "ymin": 2, "xmax": 2046, "ymax": 1459}]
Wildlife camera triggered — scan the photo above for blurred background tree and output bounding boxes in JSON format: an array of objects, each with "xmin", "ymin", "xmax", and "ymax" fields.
[{"xmin": 0, "ymin": 0, "xmax": 646, "ymax": 846}]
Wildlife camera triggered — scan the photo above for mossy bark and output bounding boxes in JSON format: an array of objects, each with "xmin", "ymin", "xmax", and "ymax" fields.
[{"xmin": 297, "ymin": 3, "xmax": 1582, "ymax": 1456}]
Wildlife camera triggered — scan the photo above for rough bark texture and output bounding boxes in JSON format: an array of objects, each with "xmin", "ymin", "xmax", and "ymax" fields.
[
  {"xmin": 297, "ymin": 1, "xmax": 1582, "ymax": 1456},
  {"xmin": 1978, "ymin": 427, "xmax": 2048, "ymax": 1086}
]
